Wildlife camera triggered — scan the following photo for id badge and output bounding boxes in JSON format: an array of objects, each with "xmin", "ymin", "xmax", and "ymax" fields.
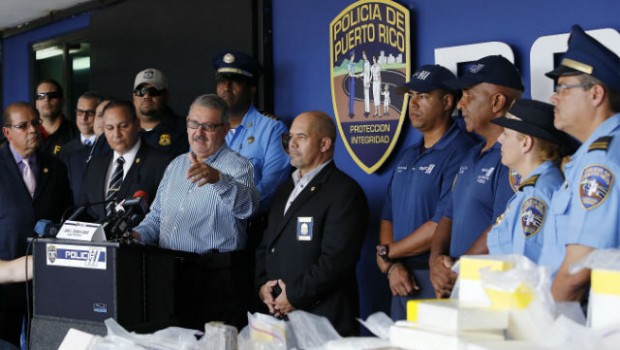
[{"xmin": 297, "ymin": 217, "xmax": 313, "ymax": 241}]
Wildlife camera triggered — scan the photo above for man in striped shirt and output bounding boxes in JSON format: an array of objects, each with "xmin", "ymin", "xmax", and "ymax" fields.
[{"xmin": 133, "ymin": 94, "xmax": 258, "ymax": 330}]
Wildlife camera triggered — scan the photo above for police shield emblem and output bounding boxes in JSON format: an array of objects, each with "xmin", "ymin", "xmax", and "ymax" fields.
[
  {"xmin": 520, "ymin": 197, "xmax": 546, "ymax": 237},
  {"xmin": 580, "ymin": 165, "xmax": 614, "ymax": 210},
  {"xmin": 330, "ymin": 0, "xmax": 410, "ymax": 174}
]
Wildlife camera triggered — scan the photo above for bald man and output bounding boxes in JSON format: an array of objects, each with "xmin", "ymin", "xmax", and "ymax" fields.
[{"xmin": 256, "ymin": 111, "xmax": 368, "ymax": 336}]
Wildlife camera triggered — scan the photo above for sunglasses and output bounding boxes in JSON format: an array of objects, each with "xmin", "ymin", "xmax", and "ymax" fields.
[
  {"xmin": 4, "ymin": 119, "xmax": 42, "ymax": 131},
  {"xmin": 133, "ymin": 86, "xmax": 163, "ymax": 97},
  {"xmin": 36, "ymin": 92, "xmax": 62, "ymax": 100}
]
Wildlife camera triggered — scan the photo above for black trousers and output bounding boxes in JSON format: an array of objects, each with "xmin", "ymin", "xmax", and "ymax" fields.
[{"xmin": 174, "ymin": 250, "xmax": 251, "ymax": 331}]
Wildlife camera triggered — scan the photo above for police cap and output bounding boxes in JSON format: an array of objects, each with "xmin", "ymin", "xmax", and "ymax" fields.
[
  {"xmin": 213, "ymin": 51, "xmax": 263, "ymax": 83},
  {"xmin": 445, "ymin": 55, "xmax": 524, "ymax": 92},
  {"xmin": 546, "ymin": 25, "xmax": 620, "ymax": 92}
]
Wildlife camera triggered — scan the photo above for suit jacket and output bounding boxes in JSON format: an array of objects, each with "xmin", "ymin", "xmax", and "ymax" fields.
[
  {"xmin": 256, "ymin": 161, "xmax": 368, "ymax": 336},
  {"xmin": 80, "ymin": 142, "xmax": 171, "ymax": 222},
  {"xmin": 59, "ymin": 138, "xmax": 92, "ymax": 203},
  {"xmin": 0, "ymin": 144, "xmax": 73, "ymax": 260}
]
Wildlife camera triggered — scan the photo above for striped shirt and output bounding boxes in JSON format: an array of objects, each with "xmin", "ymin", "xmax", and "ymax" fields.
[{"xmin": 134, "ymin": 145, "xmax": 258, "ymax": 253}]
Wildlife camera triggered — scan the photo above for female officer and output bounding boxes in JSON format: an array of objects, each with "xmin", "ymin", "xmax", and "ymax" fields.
[{"xmin": 487, "ymin": 98, "xmax": 576, "ymax": 264}]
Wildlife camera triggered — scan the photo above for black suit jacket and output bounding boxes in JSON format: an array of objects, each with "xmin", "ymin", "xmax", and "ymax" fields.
[
  {"xmin": 256, "ymin": 162, "xmax": 368, "ymax": 336},
  {"xmin": 0, "ymin": 145, "xmax": 73, "ymax": 259},
  {"xmin": 79, "ymin": 142, "xmax": 171, "ymax": 222},
  {"xmin": 0, "ymin": 144, "xmax": 72, "ymax": 345},
  {"xmin": 59, "ymin": 138, "xmax": 92, "ymax": 203}
]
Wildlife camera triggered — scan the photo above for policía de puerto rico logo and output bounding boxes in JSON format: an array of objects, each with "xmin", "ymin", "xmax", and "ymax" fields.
[{"xmin": 330, "ymin": 0, "xmax": 410, "ymax": 174}]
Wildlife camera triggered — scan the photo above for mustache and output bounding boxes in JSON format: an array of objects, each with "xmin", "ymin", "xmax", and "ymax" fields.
[{"xmin": 192, "ymin": 135, "xmax": 207, "ymax": 142}]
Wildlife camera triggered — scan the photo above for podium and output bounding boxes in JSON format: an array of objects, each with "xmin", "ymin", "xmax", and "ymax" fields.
[{"xmin": 29, "ymin": 238, "xmax": 176, "ymax": 349}]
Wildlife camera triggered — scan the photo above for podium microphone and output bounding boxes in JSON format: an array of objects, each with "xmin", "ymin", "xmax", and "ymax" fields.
[{"xmin": 34, "ymin": 219, "xmax": 62, "ymax": 238}]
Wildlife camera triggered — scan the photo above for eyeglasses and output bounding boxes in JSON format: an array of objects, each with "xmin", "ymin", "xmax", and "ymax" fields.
[
  {"xmin": 554, "ymin": 83, "xmax": 593, "ymax": 94},
  {"xmin": 4, "ymin": 119, "xmax": 42, "ymax": 130},
  {"xmin": 76, "ymin": 109, "xmax": 96, "ymax": 117},
  {"xmin": 133, "ymin": 86, "xmax": 163, "ymax": 97},
  {"xmin": 186, "ymin": 120, "xmax": 225, "ymax": 132},
  {"xmin": 35, "ymin": 92, "xmax": 62, "ymax": 100}
]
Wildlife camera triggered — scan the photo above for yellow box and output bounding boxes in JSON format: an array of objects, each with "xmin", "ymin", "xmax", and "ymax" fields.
[{"xmin": 460, "ymin": 256, "xmax": 514, "ymax": 281}]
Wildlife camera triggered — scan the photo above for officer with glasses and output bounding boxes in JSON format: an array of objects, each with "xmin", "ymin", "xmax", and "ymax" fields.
[
  {"xmin": 542, "ymin": 25, "xmax": 620, "ymax": 303},
  {"xmin": 35, "ymin": 78, "xmax": 79, "ymax": 156},
  {"xmin": 132, "ymin": 68, "xmax": 189, "ymax": 157},
  {"xmin": 0, "ymin": 102, "xmax": 72, "ymax": 347},
  {"xmin": 133, "ymin": 94, "xmax": 258, "ymax": 330}
]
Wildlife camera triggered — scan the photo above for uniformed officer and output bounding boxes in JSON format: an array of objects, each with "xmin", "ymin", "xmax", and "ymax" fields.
[
  {"xmin": 213, "ymin": 51, "xmax": 290, "ymax": 213},
  {"xmin": 132, "ymin": 68, "xmax": 189, "ymax": 157},
  {"xmin": 377, "ymin": 64, "xmax": 476, "ymax": 319},
  {"xmin": 543, "ymin": 25, "xmax": 620, "ymax": 302},
  {"xmin": 429, "ymin": 55, "xmax": 523, "ymax": 298},
  {"xmin": 487, "ymin": 99, "xmax": 577, "ymax": 265}
]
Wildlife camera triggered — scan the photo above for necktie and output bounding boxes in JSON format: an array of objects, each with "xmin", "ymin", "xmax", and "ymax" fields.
[
  {"xmin": 22, "ymin": 160, "xmax": 36, "ymax": 197},
  {"xmin": 84, "ymin": 139, "xmax": 92, "ymax": 146},
  {"xmin": 105, "ymin": 157, "xmax": 125, "ymax": 216}
]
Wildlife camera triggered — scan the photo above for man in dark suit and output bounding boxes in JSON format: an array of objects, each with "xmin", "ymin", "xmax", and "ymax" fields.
[
  {"xmin": 59, "ymin": 91, "xmax": 103, "ymax": 202},
  {"xmin": 0, "ymin": 102, "xmax": 72, "ymax": 347},
  {"xmin": 80, "ymin": 100, "xmax": 170, "ymax": 225},
  {"xmin": 256, "ymin": 111, "xmax": 368, "ymax": 337}
]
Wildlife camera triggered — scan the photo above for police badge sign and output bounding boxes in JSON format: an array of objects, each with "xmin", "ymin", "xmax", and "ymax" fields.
[{"xmin": 330, "ymin": 0, "xmax": 410, "ymax": 174}]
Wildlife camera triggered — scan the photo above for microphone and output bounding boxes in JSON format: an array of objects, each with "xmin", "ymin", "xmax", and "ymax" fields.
[
  {"xmin": 34, "ymin": 219, "xmax": 62, "ymax": 238},
  {"xmin": 62, "ymin": 199, "xmax": 118, "ymax": 223},
  {"xmin": 102, "ymin": 190, "xmax": 150, "ymax": 241}
]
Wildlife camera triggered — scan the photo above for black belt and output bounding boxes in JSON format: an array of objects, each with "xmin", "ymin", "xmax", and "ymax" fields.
[{"xmin": 176, "ymin": 250, "xmax": 248, "ymax": 269}]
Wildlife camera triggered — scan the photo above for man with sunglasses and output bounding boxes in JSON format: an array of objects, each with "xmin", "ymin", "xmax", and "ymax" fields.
[
  {"xmin": 132, "ymin": 68, "xmax": 189, "ymax": 157},
  {"xmin": 59, "ymin": 91, "xmax": 104, "ymax": 202},
  {"xmin": 35, "ymin": 79, "xmax": 79, "ymax": 156},
  {"xmin": 0, "ymin": 102, "xmax": 72, "ymax": 347},
  {"xmin": 133, "ymin": 94, "xmax": 258, "ymax": 330},
  {"xmin": 543, "ymin": 25, "xmax": 620, "ymax": 303}
]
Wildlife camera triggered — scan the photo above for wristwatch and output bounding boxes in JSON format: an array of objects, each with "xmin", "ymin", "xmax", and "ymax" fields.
[{"xmin": 377, "ymin": 244, "xmax": 391, "ymax": 262}]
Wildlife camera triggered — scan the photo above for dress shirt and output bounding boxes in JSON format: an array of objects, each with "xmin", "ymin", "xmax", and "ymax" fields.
[{"xmin": 134, "ymin": 145, "xmax": 258, "ymax": 253}]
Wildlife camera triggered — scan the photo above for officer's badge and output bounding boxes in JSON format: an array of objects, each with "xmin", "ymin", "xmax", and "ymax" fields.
[
  {"xmin": 520, "ymin": 197, "xmax": 546, "ymax": 237},
  {"xmin": 509, "ymin": 169, "xmax": 521, "ymax": 193},
  {"xmin": 159, "ymin": 134, "xmax": 171, "ymax": 146},
  {"xmin": 247, "ymin": 136, "xmax": 255, "ymax": 144},
  {"xmin": 47, "ymin": 244, "xmax": 58, "ymax": 263},
  {"xmin": 223, "ymin": 53, "xmax": 235, "ymax": 64},
  {"xmin": 580, "ymin": 165, "xmax": 614, "ymax": 210}
]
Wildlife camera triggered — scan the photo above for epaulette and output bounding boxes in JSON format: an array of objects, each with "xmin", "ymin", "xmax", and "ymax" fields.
[
  {"xmin": 588, "ymin": 136, "xmax": 613, "ymax": 153},
  {"xmin": 260, "ymin": 111, "xmax": 280, "ymax": 121},
  {"xmin": 518, "ymin": 174, "xmax": 540, "ymax": 191}
]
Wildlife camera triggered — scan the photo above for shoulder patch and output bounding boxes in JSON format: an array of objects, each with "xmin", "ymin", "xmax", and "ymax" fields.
[
  {"xmin": 520, "ymin": 197, "xmax": 546, "ymax": 237},
  {"xmin": 509, "ymin": 169, "xmax": 521, "ymax": 193},
  {"xmin": 260, "ymin": 111, "xmax": 280, "ymax": 121},
  {"xmin": 518, "ymin": 175, "xmax": 540, "ymax": 191},
  {"xmin": 580, "ymin": 165, "xmax": 614, "ymax": 210},
  {"xmin": 588, "ymin": 136, "xmax": 613, "ymax": 153}
]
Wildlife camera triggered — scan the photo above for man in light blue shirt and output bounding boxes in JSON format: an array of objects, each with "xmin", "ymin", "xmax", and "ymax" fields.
[
  {"xmin": 134, "ymin": 94, "xmax": 258, "ymax": 330},
  {"xmin": 544, "ymin": 25, "xmax": 620, "ymax": 302}
]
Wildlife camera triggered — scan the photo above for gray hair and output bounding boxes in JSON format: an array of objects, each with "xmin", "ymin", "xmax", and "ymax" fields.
[{"xmin": 189, "ymin": 94, "xmax": 229, "ymax": 124}]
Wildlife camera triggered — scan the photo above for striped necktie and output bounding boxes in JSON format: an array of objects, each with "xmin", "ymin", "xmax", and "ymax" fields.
[{"xmin": 105, "ymin": 156, "xmax": 125, "ymax": 216}]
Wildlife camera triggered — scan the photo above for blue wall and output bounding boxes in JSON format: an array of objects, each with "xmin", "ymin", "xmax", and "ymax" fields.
[
  {"xmin": 271, "ymin": 0, "xmax": 620, "ymax": 320},
  {"xmin": 1, "ymin": 13, "xmax": 90, "ymax": 108}
]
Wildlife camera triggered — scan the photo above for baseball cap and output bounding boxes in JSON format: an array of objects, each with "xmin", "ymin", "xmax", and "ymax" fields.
[
  {"xmin": 134, "ymin": 68, "xmax": 168, "ymax": 91},
  {"xmin": 445, "ymin": 55, "xmax": 524, "ymax": 91}
]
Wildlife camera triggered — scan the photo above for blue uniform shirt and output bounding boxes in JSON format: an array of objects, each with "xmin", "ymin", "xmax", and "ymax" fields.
[
  {"xmin": 226, "ymin": 105, "xmax": 290, "ymax": 212},
  {"xmin": 487, "ymin": 161, "xmax": 564, "ymax": 263},
  {"xmin": 446, "ymin": 142, "xmax": 515, "ymax": 258},
  {"xmin": 539, "ymin": 114, "xmax": 620, "ymax": 274},
  {"xmin": 382, "ymin": 123, "xmax": 476, "ymax": 254}
]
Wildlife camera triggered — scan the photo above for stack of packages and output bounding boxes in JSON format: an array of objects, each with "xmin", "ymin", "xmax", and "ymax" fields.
[{"xmin": 389, "ymin": 255, "xmax": 555, "ymax": 350}]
